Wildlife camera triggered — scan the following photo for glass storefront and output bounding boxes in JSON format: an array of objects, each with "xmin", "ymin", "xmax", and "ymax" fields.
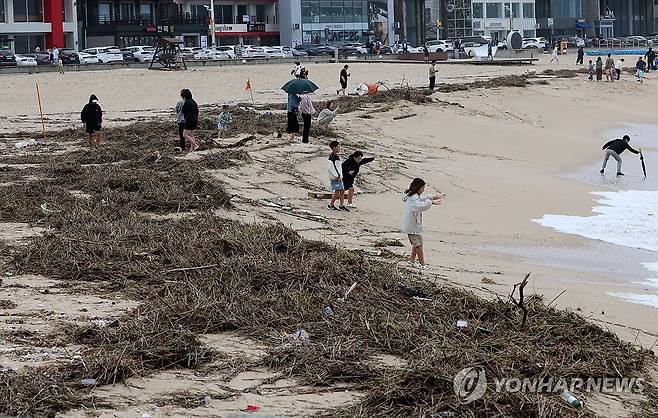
[
  {"xmin": 300, "ymin": 0, "xmax": 370, "ymax": 45},
  {"xmin": 14, "ymin": 34, "xmax": 44, "ymax": 53}
]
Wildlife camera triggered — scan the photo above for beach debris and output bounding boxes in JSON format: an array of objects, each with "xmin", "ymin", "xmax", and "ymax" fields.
[
  {"xmin": 216, "ymin": 135, "xmax": 255, "ymax": 149},
  {"xmin": 272, "ymin": 132, "xmax": 282, "ymax": 138},
  {"xmin": 481, "ymin": 276, "xmax": 498, "ymax": 285},
  {"xmin": 14, "ymin": 139, "xmax": 41, "ymax": 149},
  {"xmin": 393, "ymin": 113, "xmax": 417, "ymax": 121},
  {"xmin": 40, "ymin": 203, "xmax": 56, "ymax": 216},
  {"xmin": 203, "ymin": 395, "xmax": 211, "ymax": 407},
  {"xmin": 245, "ymin": 404, "xmax": 260, "ymax": 412},
  {"xmin": 307, "ymin": 191, "xmax": 334, "ymax": 199},
  {"xmin": 367, "ymin": 249, "xmax": 382, "ymax": 256},
  {"xmin": 398, "ymin": 282, "xmax": 432, "ymax": 299},
  {"xmin": 337, "ymin": 282, "xmax": 358, "ymax": 302},
  {"xmin": 323, "ymin": 304, "xmax": 334, "ymax": 316},
  {"xmin": 456, "ymin": 320, "xmax": 468, "ymax": 328},
  {"xmin": 286, "ymin": 329, "xmax": 310, "ymax": 345},
  {"xmin": 374, "ymin": 238, "xmax": 404, "ymax": 247},
  {"xmin": 147, "ymin": 151, "xmax": 162, "ymax": 164},
  {"xmin": 510, "ymin": 273, "xmax": 531, "ymax": 328},
  {"xmin": 433, "ymin": 412, "xmax": 456, "ymax": 418},
  {"xmin": 477, "ymin": 326, "xmax": 493, "ymax": 334},
  {"xmin": 80, "ymin": 378, "xmax": 98, "ymax": 387},
  {"xmin": 560, "ymin": 389, "xmax": 583, "ymax": 408}
]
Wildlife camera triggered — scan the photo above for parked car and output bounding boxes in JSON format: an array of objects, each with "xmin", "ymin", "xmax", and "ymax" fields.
[
  {"xmin": 243, "ymin": 46, "xmax": 269, "ymax": 58},
  {"xmin": 268, "ymin": 46, "xmax": 296, "ymax": 57},
  {"xmin": 202, "ymin": 48, "xmax": 230, "ymax": 60},
  {"xmin": 263, "ymin": 47, "xmax": 286, "ymax": 58},
  {"xmin": 83, "ymin": 47, "xmax": 123, "ymax": 64},
  {"xmin": 291, "ymin": 48, "xmax": 308, "ymax": 57},
  {"xmin": 0, "ymin": 49, "xmax": 16, "ymax": 66},
  {"xmin": 23, "ymin": 52, "xmax": 51, "ymax": 65},
  {"xmin": 60, "ymin": 49, "xmax": 99, "ymax": 64},
  {"xmin": 213, "ymin": 46, "xmax": 236, "ymax": 59},
  {"xmin": 120, "ymin": 49, "xmax": 134, "ymax": 61},
  {"xmin": 306, "ymin": 45, "xmax": 336, "ymax": 56},
  {"xmin": 122, "ymin": 45, "xmax": 155, "ymax": 63},
  {"xmin": 425, "ymin": 40, "xmax": 454, "ymax": 53},
  {"xmin": 15, "ymin": 54, "xmax": 37, "ymax": 67},
  {"xmin": 522, "ymin": 38, "xmax": 545, "ymax": 49},
  {"xmin": 341, "ymin": 42, "xmax": 367, "ymax": 55}
]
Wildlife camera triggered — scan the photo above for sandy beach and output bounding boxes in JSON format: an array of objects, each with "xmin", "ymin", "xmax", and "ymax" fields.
[{"xmin": 1, "ymin": 54, "xmax": 657, "ymax": 416}]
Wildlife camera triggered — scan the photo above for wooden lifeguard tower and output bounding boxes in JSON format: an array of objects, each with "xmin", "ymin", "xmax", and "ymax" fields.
[{"xmin": 149, "ymin": 37, "xmax": 186, "ymax": 71}]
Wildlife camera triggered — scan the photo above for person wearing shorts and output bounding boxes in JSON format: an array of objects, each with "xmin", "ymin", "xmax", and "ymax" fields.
[
  {"xmin": 400, "ymin": 178, "xmax": 442, "ymax": 270},
  {"xmin": 286, "ymin": 93, "xmax": 300, "ymax": 141},
  {"xmin": 337, "ymin": 65, "xmax": 349, "ymax": 95},
  {"xmin": 80, "ymin": 94, "xmax": 103, "ymax": 146},
  {"xmin": 327, "ymin": 140, "xmax": 348, "ymax": 211},
  {"xmin": 180, "ymin": 88, "xmax": 200, "ymax": 151}
]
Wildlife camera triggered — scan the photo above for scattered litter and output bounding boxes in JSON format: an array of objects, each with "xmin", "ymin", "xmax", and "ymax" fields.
[
  {"xmin": 398, "ymin": 282, "xmax": 432, "ymax": 299},
  {"xmin": 433, "ymin": 412, "xmax": 456, "ymax": 418},
  {"xmin": 286, "ymin": 329, "xmax": 310, "ymax": 345},
  {"xmin": 323, "ymin": 304, "xmax": 334, "ymax": 316},
  {"xmin": 477, "ymin": 326, "xmax": 493, "ymax": 334},
  {"xmin": 456, "ymin": 320, "xmax": 468, "ymax": 328},
  {"xmin": 560, "ymin": 389, "xmax": 583, "ymax": 408},
  {"xmin": 481, "ymin": 277, "xmax": 497, "ymax": 285},
  {"xmin": 40, "ymin": 203, "xmax": 57, "ymax": 216},
  {"xmin": 367, "ymin": 249, "xmax": 382, "ymax": 256},
  {"xmin": 141, "ymin": 413, "xmax": 152, "ymax": 418},
  {"xmin": 3, "ymin": 272, "xmax": 14, "ymax": 277},
  {"xmin": 272, "ymin": 132, "xmax": 282, "ymax": 138},
  {"xmin": 14, "ymin": 138, "xmax": 41, "ymax": 149},
  {"xmin": 203, "ymin": 395, "xmax": 211, "ymax": 407},
  {"xmin": 337, "ymin": 282, "xmax": 358, "ymax": 302},
  {"xmin": 80, "ymin": 378, "xmax": 98, "ymax": 386},
  {"xmin": 374, "ymin": 238, "xmax": 404, "ymax": 247},
  {"xmin": 0, "ymin": 348, "xmax": 15, "ymax": 353},
  {"xmin": 245, "ymin": 404, "xmax": 260, "ymax": 412}
]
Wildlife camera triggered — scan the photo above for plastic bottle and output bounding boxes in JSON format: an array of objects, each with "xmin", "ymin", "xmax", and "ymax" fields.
[{"xmin": 561, "ymin": 389, "xmax": 583, "ymax": 408}]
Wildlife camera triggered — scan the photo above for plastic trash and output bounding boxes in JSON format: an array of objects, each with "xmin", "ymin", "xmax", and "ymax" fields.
[
  {"xmin": 456, "ymin": 320, "xmax": 468, "ymax": 328},
  {"xmin": 80, "ymin": 378, "xmax": 98, "ymax": 386},
  {"xmin": 367, "ymin": 249, "xmax": 382, "ymax": 256},
  {"xmin": 14, "ymin": 139, "xmax": 40, "ymax": 149},
  {"xmin": 246, "ymin": 404, "xmax": 260, "ymax": 412},
  {"xmin": 561, "ymin": 389, "xmax": 583, "ymax": 408},
  {"xmin": 477, "ymin": 326, "xmax": 493, "ymax": 334},
  {"xmin": 203, "ymin": 395, "xmax": 211, "ymax": 407},
  {"xmin": 287, "ymin": 329, "xmax": 310, "ymax": 344},
  {"xmin": 40, "ymin": 203, "xmax": 56, "ymax": 216},
  {"xmin": 323, "ymin": 305, "xmax": 334, "ymax": 316},
  {"xmin": 398, "ymin": 282, "xmax": 432, "ymax": 299}
]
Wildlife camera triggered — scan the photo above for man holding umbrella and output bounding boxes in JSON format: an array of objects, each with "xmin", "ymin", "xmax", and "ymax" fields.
[
  {"xmin": 282, "ymin": 77, "xmax": 319, "ymax": 142},
  {"xmin": 600, "ymin": 135, "xmax": 641, "ymax": 176}
]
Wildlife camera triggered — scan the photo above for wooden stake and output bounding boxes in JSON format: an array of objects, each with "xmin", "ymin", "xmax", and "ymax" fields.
[{"xmin": 36, "ymin": 83, "xmax": 46, "ymax": 141}]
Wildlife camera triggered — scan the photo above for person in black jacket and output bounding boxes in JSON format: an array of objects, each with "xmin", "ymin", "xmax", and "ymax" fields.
[
  {"xmin": 80, "ymin": 94, "xmax": 103, "ymax": 146},
  {"xmin": 600, "ymin": 135, "xmax": 640, "ymax": 176},
  {"xmin": 180, "ymin": 88, "xmax": 200, "ymax": 151},
  {"xmin": 341, "ymin": 151, "xmax": 374, "ymax": 208}
]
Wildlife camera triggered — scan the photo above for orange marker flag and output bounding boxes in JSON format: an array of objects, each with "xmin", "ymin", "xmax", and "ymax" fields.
[{"xmin": 245, "ymin": 79, "xmax": 252, "ymax": 91}]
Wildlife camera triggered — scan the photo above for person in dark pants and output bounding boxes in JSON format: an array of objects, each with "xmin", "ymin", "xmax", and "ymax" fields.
[
  {"xmin": 341, "ymin": 151, "xmax": 374, "ymax": 208},
  {"xmin": 175, "ymin": 95, "xmax": 186, "ymax": 150},
  {"xmin": 81, "ymin": 94, "xmax": 103, "ymax": 146},
  {"xmin": 423, "ymin": 44, "xmax": 429, "ymax": 62},
  {"xmin": 428, "ymin": 61, "xmax": 437, "ymax": 91},
  {"xmin": 644, "ymin": 47, "xmax": 655, "ymax": 72},
  {"xmin": 180, "ymin": 88, "xmax": 200, "ymax": 151},
  {"xmin": 600, "ymin": 135, "xmax": 640, "ymax": 176},
  {"xmin": 299, "ymin": 92, "xmax": 315, "ymax": 144},
  {"xmin": 576, "ymin": 46, "xmax": 584, "ymax": 65},
  {"xmin": 286, "ymin": 93, "xmax": 300, "ymax": 142}
]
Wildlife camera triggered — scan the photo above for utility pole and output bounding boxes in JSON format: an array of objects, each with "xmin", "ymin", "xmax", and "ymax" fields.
[{"xmin": 209, "ymin": 0, "xmax": 216, "ymax": 47}]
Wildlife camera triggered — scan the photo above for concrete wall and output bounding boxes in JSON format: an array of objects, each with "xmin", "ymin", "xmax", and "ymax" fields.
[{"xmin": 278, "ymin": 0, "xmax": 301, "ymax": 47}]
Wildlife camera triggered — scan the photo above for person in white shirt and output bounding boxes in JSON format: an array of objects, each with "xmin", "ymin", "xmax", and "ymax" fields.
[
  {"xmin": 615, "ymin": 57, "xmax": 625, "ymax": 80},
  {"xmin": 317, "ymin": 101, "xmax": 339, "ymax": 128},
  {"xmin": 400, "ymin": 178, "xmax": 442, "ymax": 270},
  {"xmin": 52, "ymin": 47, "xmax": 60, "ymax": 65},
  {"xmin": 550, "ymin": 46, "xmax": 559, "ymax": 63},
  {"xmin": 298, "ymin": 92, "xmax": 315, "ymax": 143},
  {"xmin": 291, "ymin": 62, "xmax": 302, "ymax": 78}
]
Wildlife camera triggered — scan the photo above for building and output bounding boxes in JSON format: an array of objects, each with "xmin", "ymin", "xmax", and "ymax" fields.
[
  {"xmin": 599, "ymin": 0, "xmax": 655, "ymax": 37},
  {"xmin": 471, "ymin": 1, "xmax": 537, "ymax": 39},
  {"xmin": 394, "ymin": 0, "xmax": 425, "ymax": 45},
  {"xmin": 0, "ymin": 0, "xmax": 78, "ymax": 52}
]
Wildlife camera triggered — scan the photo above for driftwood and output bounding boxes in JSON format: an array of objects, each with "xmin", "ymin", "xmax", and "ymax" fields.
[
  {"xmin": 215, "ymin": 135, "xmax": 255, "ymax": 149},
  {"xmin": 510, "ymin": 273, "xmax": 531, "ymax": 328},
  {"xmin": 307, "ymin": 191, "xmax": 334, "ymax": 199},
  {"xmin": 392, "ymin": 113, "xmax": 417, "ymax": 120}
]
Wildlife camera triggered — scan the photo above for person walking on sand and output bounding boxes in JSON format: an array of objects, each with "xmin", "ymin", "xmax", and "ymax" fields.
[
  {"xmin": 615, "ymin": 57, "xmax": 625, "ymax": 80},
  {"xmin": 180, "ymin": 89, "xmax": 200, "ymax": 151},
  {"xmin": 52, "ymin": 46, "xmax": 60, "ymax": 66},
  {"xmin": 401, "ymin": 178, "xmax": 442, "ymax": 270},
  {"xmin": 286, "ymin": 93, "xmax": 301, "ymax": 141},
  {"xmin": 604, "ymin": 53, "xmax": 615, "ymax": 81},
  {"xmin": 645, "ymin": 47, "xmax": 655, "ymax": 72},
  {"xmin": 317, "ymin": 101, "xmax": 339, "ymax": 128},
  {"xmin": 299, "ymin": 92, "xmax": 315, "ymax": 144},
  {"xmin": 588, "ymin": 60, "xmax": 594, "ymax": 81},
  {"xmin": 327, "ymin": 140, "xmax": 349, "ymax": 211},
  {"xmin": 636, "ymin": 57, "xmax": 646, "ymax": 83},
  {"xmin": 341, "ymin": 151, "xmax": 374, "ymax": 208},
  {"xmin": 576, "ymin": 46, "xmax": 584, "ymax": 65},
  {"xmin": 175, "ymin": 94, "xmax": 186, "ymax": 150},
  {"xmin": 423, "ymin": 44, "xmax": 430, "ymax": 62},
  {"xmin": 488, "ymin": 39, "xmax": 494, "ymax": 61},
  {"xmin": 595, "ymin": 57, "xmax": 603, "ymax": 81},
  {"xmin": 337, "ymin": 65, "xmax": 349, "ymax": 95},
  {"xmin": 217, "ymin": 104, "xmax": 232, "ymax": 138},
  {"xmin": 81, "ymin": 94, "xmax": 103, "ymax": 146},
  {"xmin": 291, "ymin": 62, "xmax": 302, "ymax": 78},
  {"xmin": 550, "ymin": 46, "xmax": 559, "ymax": 63},
  {"xmin": 428, "ymin": 61, "xmax": 437, "ymax": 91},
  {"xmin": 600, "ymin": 135, "xmax": 640, "ymax": 176}
]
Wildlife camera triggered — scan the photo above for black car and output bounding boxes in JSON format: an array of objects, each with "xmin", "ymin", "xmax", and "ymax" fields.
[
  {"xmin": 23, "ymin": 52, "xmax": 51, "ymax": 65},
  {"xmin": 0, "ymin": 49, "xmax": 16, "ymax": 66},
  {"xmin": 120, "ymin": 49, "xmax": 134, "ymax": 61},
  {"xmin": 306, "ymin": 46, "xmax": 335, "ymax": 56},
  {"xmin": 60, "ymin": 49, "xmax": 79, "ymax": 64}
]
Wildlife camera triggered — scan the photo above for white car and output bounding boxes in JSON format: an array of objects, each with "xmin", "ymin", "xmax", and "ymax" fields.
[
  {"xmin": 83, "ymin": 47, "xmax": 123, "ymax": 64},
  {"xmin": 124, "ymin": 45, "xmax": 154, "ymax": 63},
  {"xmin": 213, "ymin": 46, "xmax": 236, "ymax": 59},
  {"xmin": 243, "ymin": 46, "xmax": 268, "ymax": 58},
  {"xmin": 425, "ymin": 40, "xmax": 454, "ymax": 53},
  {"xmin": 77, "ymin": 51, "xmax": 99, "ymax": 64},
  {"xmin": 203, "ymin": 48, "xmax": 230, "ymax": 60},
  {"xmin": 263, "ymin": 47, "xmax": 286, "ymax": 58},
  {"xmin": 267, "ymin": 46, "xmax": 294, "ymax": 57},
  {"xmin": 15, "ymin": 54, "xmax": 37, "ymax": 67},
  {"xmin": 185, "ymin": 48, "xmax": 207, "ymax": 60},
  {"xmin": 522, "ymin": 37, "xmax": 547, "ymax": 49}
]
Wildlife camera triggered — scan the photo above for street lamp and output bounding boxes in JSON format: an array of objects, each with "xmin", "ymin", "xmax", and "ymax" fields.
[
  {"xmin": 504, "ymin": 3, "xmax": 514, "ymax": 33},
  {"xmin": 204, "ymin": 1, "xmax": 216, "ymax": 47}
]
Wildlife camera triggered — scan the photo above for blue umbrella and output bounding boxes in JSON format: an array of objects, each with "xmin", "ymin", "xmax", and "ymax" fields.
[{"xmin": 281, "ymin": 78, "xmax": 319, "ymax": 95}]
